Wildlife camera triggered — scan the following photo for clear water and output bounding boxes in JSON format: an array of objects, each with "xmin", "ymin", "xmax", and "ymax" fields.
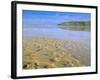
[{"xmin": 23, "ymin": 25, "xmax": 90, "ymax": 45}]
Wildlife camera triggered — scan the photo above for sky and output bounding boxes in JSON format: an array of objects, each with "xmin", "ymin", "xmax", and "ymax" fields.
[{"xmin": 22, "ymin": 10, "xmax": 91, "ymax": 27}]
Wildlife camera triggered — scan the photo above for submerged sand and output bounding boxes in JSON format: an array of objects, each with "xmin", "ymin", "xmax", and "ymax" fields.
[{"xmin": 23, "ymin": 37, "xmax": 90, "ymax": 69}]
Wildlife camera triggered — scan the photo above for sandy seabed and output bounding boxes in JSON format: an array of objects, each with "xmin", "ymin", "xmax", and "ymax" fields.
[{"xmin": 22, "ymin": 37, "xmax": 90, "ymax": 69}]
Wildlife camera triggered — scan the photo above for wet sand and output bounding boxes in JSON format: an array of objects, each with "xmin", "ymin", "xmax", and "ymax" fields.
[{"xmin": 23, "ymin": 37, "xmax": 90, "ymax": 69}]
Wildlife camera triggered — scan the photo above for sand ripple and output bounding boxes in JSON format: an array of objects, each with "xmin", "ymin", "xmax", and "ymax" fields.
[{"xmin": 23, "ymin": 37, "xmax": 90, "ymax": 69}]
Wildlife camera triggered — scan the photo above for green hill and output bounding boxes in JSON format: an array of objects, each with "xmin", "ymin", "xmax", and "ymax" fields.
[{"xmin": 58, "ymin": 21, "xmax": 91, "ymax": 31}]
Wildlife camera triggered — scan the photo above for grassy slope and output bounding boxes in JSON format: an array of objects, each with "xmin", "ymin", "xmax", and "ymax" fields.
[{"xmin": 58, "ymin": 21, "xmax": 90, "ymax": 31}]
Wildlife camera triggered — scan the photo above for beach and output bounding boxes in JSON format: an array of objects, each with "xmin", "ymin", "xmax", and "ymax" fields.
[
  {"xmin": 23, "ymin": 37, "xmax": 90, "ymax": 69},
  {"xmin": 22, "ymin": 11, "xmax": 91, "ymax": 69}
]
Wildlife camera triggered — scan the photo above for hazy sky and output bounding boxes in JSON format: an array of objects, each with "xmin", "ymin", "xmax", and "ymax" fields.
[{"xmin": 23, "ymin": 10, "xmax": 91, "ymax": 27}]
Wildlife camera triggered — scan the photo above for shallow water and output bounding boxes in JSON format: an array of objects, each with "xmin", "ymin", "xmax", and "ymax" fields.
[
  {"xmin": 23, "ymin": 25, "xmax": 90, "ymax": 45},
  {"xmin": 23, "ymin": 25, "xmax": 91, "ymax": 66}
]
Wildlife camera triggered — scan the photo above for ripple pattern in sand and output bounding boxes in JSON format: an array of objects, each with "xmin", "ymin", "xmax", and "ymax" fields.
[{"xmin": 23, "ymin": 37, "xmax": 90, "ymax": 69}]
